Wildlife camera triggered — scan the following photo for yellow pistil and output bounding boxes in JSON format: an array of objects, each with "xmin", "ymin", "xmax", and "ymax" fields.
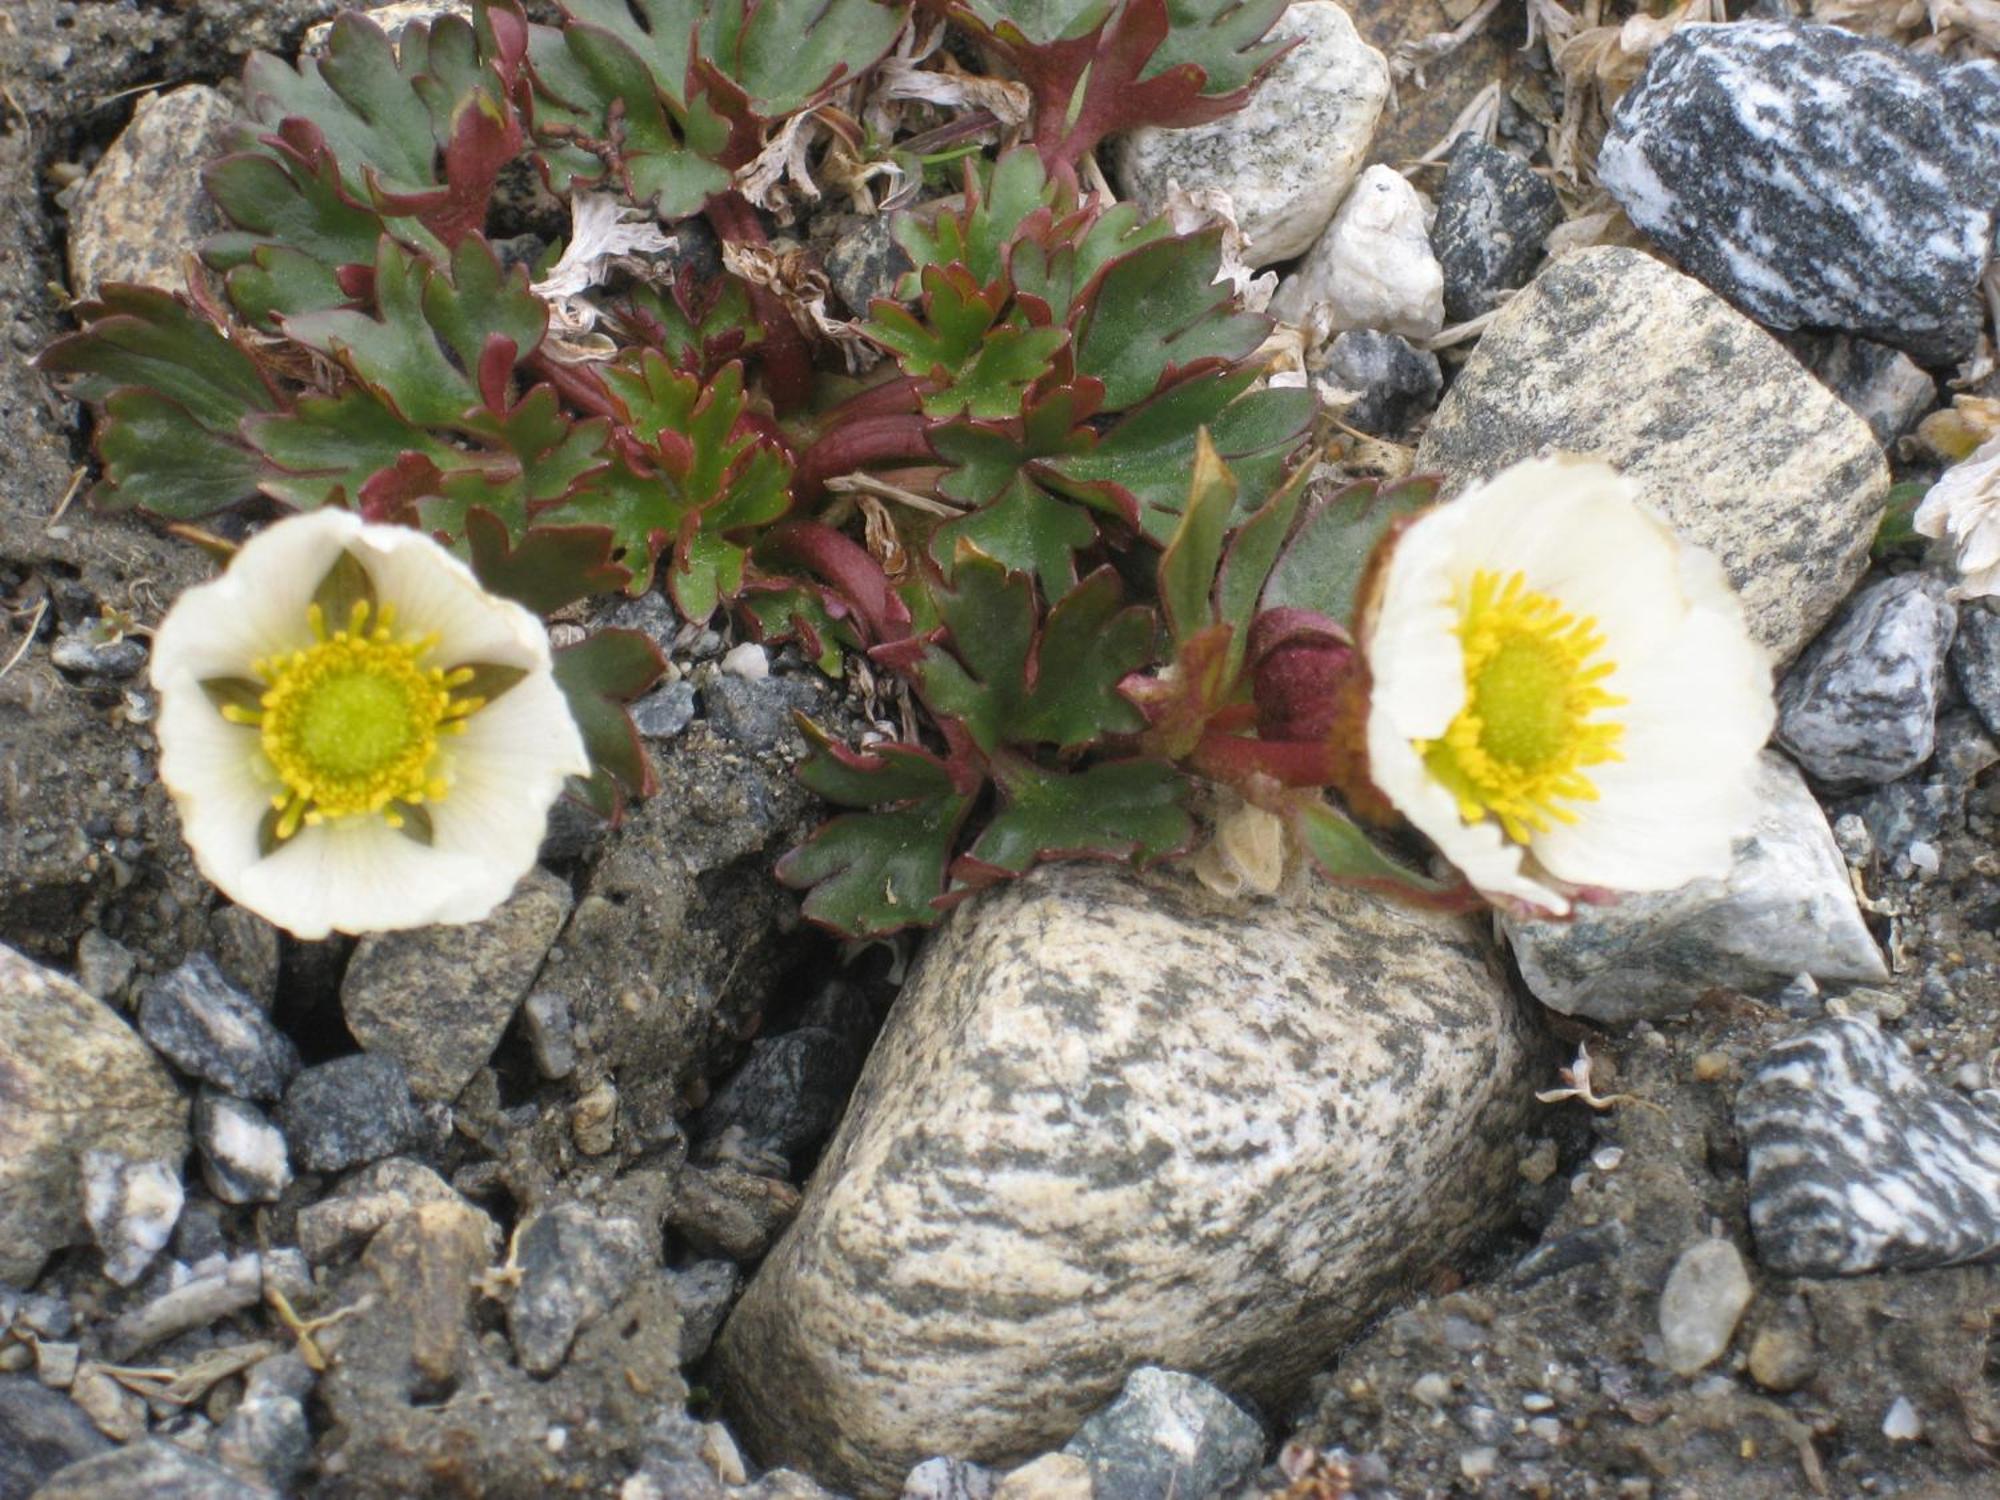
[
  {"xmin": 1418, "ymin": 569, "xmax": 1626, "ymax": 844},
  {"xmin": 219, "ymin": 598, "xmax": 484, "ymax": 837}
]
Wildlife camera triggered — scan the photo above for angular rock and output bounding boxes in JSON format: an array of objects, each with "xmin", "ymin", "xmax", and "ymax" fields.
[
  {"xmin": 1111, "ymin": 1, "xmax": 1390, "ymax": 266},
  {"xmin": 1416, "ymin": 247, "xmax": 1889, "ymax": 663},
  {"xmin": 47, "ymin": 627, "xmax": 146, "ymax": 680},
  {"xmin": 1657, "ymin": 1239, "xmax": 1754, "ymax": 1375},
  {"xmin": 72, "ymin": 931, "xmax": 135, "ymax": 1008},
  {"xmin": 360, "ymin": 1200, "xmax": 501, "ymax": 1395},
  {"xmin": 522, "ymin": 989, "xmax": 579, "ymax": 1079},
  {"xmin": 1318, "ymin": 329, "xmax": 1441, "ymax": 438},
  {"xmin": 0, "ymin": 1376, "xmax": 111, "ymax": 1500},
  {"xmin": 1738, "ymin": 1017, "xmax": 2000, "ymax": 1275},
  {"xmin": 278, "ymin": 1054, "xmax": 421, "ymax": 1173},
  {"xmin": 65, "ymin": 86, "xmax": 237, "ymax": 297},
  {"xmin": 666, "ymin": 1163, "xmax": 800, "ymax": 1263},
  {"xmin": 631, "ymin": 680, "xmax": 699, "ymax": 740},
  {"xmin": 506, "ymin": 1203, "xmax": 651, "ymax": 1376},
  {"xmin": 702, "ymin": 672, "xmax": 827, "ymax": 753},
  {"xmin": 341, "ymin": 867, "xmax": 572, "ymax": 1101},
  {"xmin": 715, "ymin": 863, "xmax": 1538, "ymax": 1495},
  {"xmin": 1268, "ymin": 164, "xmax": 1443, "ymax": 339},
  {"xmin": 207, "ymin": 905, "xmax": 281, "ymax": 1010},
  {"xmin": 29, "ymin": 1439, "xmax": 277, "ymax": 1500},
  {"xmin": 823, "ymin": 212, "xmax": 914, "ymax": 317},
  {"xmin": 1949, "ymin": 602, "xmax": 2000, "ymax": 740},
  {"xmin": 1599, "ymin": 22, "xmax": 2000, "ymax": 364},
  {"xmin": 1062, "ymin": 1367, "xmax": 1264, "ymax": 1500},
  {"xmin": 80, "ymin": 1153, "xmax": 182, "ymax": 1286},
  {"xmin": 694, "ymin": 1026, "xmax": 862, "ymax": 1170},
  {"xmin": 902, "ymin": 1457, "xmax": 998, "ymax": 1500},
  {"xmin": 1790, "ymin": 333, "xmax": 1936, "ymax": 450},
  {"xmin": 1504, "ymin": 753, "xmax": 1885, "ymax": 1023},
  {"xmin": 0, "ymin": 944, "xmax": 189, "ymax": 1286},
  {"xmin": 194, "ymin": 1091, "xmax": 293, "ymax": 1205},
  {"xmin": 138, "ymin": 954, "xmax": 299, "ymax": 1101},
  {"xmin": 1430, "ymin": 139, "xmax": 1561, "ymax": 323},
  {"xmin": 664, "ymin": 1259, "xmax": 741, "ymax": 1365},
  {"xmin": 1778, "ymin": 573, "xmax": 1956, "ymax": 786},
  {"xmin": 296, "ymin": 1157, "xmax": 462, "ymax": 1263}
]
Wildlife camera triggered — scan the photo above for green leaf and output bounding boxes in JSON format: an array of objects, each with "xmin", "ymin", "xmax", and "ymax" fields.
[
  {"xmin": 930, "ymin": 384, "xmax": 1101, "ymax": 508},
  {"xmin": 1157, "ymin": 429, "xmax": 1235, "ymax": 647},
  {"xmin": 738, "ymin": 580, "xmax": 860, "ymax": 675},
  {"xmin": 1873, "ymin": 479, "xmax": 1929, "ymax": 559},
  {"xmin": 892, "ymin": 146, "xmax": 1063, "ymax": 293},
  {"xmin": 37, "ymin": 285, "xmax": 277, "ymax": 432},
  {"xmin": 204, "ymin": 142, "xmax": 400, "ymax": 302},
  {"xmin": 463, "ymin": 509, "xmax": 630, "ymax": 612},
  {"xmin": 867, "ymin": 264, "xmax": 1067, "ymax": 420},
  {"xmin": 970, "ymin": 753, "xmax": 1192, "ymax": 874},
  {"xmin": 1262, "ymin": 475, "xmax": 1440, "ymax": 629},
  {"xmin": 917, "ymin": 551, "xmax": 1153, "ymax": 753},
  {"xmin": 247, "ymin": 388, "xmax": 459, "ymax": 511},
  {"xmin": 1008, "ymin": 201, "xmax": 1170, "ymax": 319},
  {"xmin": 1214, "ymin": 449, "xmax": 1316, "ymax": 681},
  {"xmin": 92, "ymin": 389, "xmax": 269, "ymax": 518},
  {"xmin": 1289, "ymin": 795, "xmax": 1474, "ymax": 905},
  {"xmin": 219, "ymin": 243, "xmax": 352, "ymax": 325},
  {"xmin": 553, "ymin": 628, "xmax": 666, "ymax": 817},
  {"xmin": 1072, "ymin": 229, "xmax": 1269, "ymax": 409},
  {"xmin": 930, "ymin": 473, "xmax": 1097, "ymax": 599}
]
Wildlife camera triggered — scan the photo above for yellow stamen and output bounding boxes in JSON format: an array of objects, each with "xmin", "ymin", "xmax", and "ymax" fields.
[{"xmin": 1417, "ymin": 569, "xmax": 1626, "ymax": 845}]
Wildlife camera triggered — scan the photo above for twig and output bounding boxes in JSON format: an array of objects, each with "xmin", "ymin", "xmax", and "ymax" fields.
[
  {"xmin": 47, "ymin": 466, "xmax": 87, "ymax": 527},
  {"xmin": 0, "ymin": 598, "xmax": 48, "ymax": 685},
  {"xmin": 823, "ymin": 471, "xmax": 965, "ymax": 516}
]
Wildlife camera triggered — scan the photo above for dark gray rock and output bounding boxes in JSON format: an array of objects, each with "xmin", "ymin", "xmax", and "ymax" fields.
[
  {"xmin": 702, "ymin": 672, "xmax": 828, "ymax": 753},
  {"xmin": 1599, "ymin": 22, "xmax": 2000, "ymax": 364},
  {"xmin": 1738, "ymin": 1017, "xmax": 2000, "ymax": 1274},
  {"xmin": 207, "ymin": 906, "xmax": 281, "ymax": 1010},
  {"xmin": 1062, "ymin": 1367, "xmax": 1264, "ymax": 1500},
  {"xmin": 0, "ymin": 1376, "xmax": 111, "ymax": 1500},
  {"xmin": 1950, "ymin": 601, "xmax": 2000, "ymax": 739},
  {"xmin": 278, "ymin": 1054, "xmax": 421, "ymax": 1172},
  {"xmin": 632, "ymin": 679, "xmax": 699, "ymax": 739},
  {"xmin": 1789, "ymin": 333, "xmax": 1936, "ymax": 449},
  {"xmin": 1320, "ymin": 329, "xmax": 1441, "ymax": 437},
  {"xmin": 212, "ymin": 1353, "xmax": 313, "ymax": 1494},
  {"xmin": 194, "ymin": 1091, "xmax": 292, "ymax": 1205},
  {"xmin": 47, "ymin": 627, "xmax": 146, "ymax": 680},
  {"xmin": 1430, "ymin": 139, "xmax": 1561, "ymax": 323},
  {"xmin": 824, "ymin": 212, "xmax": 914, "ymax": 316},
  {"xmin": 694, "ymin": 1027, "xmax": 861, "ymax": 1170},
  {"xmin": 664, "ymin": 1259, "xmax": 741, "ymax": 1365},
  {"xmin": 506, "ymin": 1203, "xmax": 652, "ymax": 1376},
  {"xmin": 29, "ymin": 1440, "xmax": 277, "ymax": 1500},
  {"xmin": 340, "ymin": 868, "xmax": 572, "ymax": 1101},
  {"xmin": 1777, "ymin": 573, "xmax": 1956, "ymax": 786},
  {"xmin": 137, "ymin": 954, "xmax": 300, "ymax": 1101}
]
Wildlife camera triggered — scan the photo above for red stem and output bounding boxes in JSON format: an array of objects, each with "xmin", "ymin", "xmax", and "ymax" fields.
[
  {"xmin": 793, "ymin": 412, "xmax": 938, "ymax": 504},
  {"xmin": 1188, "ymin": 732, "xmax": 1337, "ymax": 790},
  {"xmin": 524, "ymin": 352, "xmax": 619, "ymax": 422},
  {"xmin": 705, "ymin": 191, "xmax": 815, "ymax": 415}
]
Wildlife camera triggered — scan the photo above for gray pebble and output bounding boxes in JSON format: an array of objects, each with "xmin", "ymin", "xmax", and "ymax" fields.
[
  {"xmin": 138, "ymin": 954, "xmax": 300, "ymax": 1101},
  {"xmin": 1062, "ymin": 1367, "xmax": 1265, "ymax": 1500},
  {"xmin": 278, "ymin": 1054, "xmax": 421, "ymax": 1172},
  {"xmin": 506, "ymin": 1203, "xmax": 652, "ymax": 1375},
  {"xmin": 1321, "ymin": 329, "xmax": 1442, "ymax": 437}
]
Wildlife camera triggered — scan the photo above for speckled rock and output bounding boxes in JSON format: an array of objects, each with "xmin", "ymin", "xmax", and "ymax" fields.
[
  {"xmin": 714, "ymin": 862, "xmax": 1539, "ymax": 1496},
  {"xmin": 0, "ymin": 944, "xmax": 189, "ymax": 1286},
  {"xmin": 1777, "ymin": 573, "xmax": 1956, "ymax": 787},
  {"xmin": 194, "ymin": 1090, "xmax": 293, "ymax": 1205},
  {"xmin": 1504, "ymin": 753, "xmax": 1885, "ymax": 1023},
  {"xmin": 30, "ymin": 1439, "xmax": 278, "ymax": 1499},
  {"xmin": 278, "ymin": 1054, "xmax": 420, "ymax": 1173},
  {"xmin": 1948, "ymin": 602, "xmax": 2000, "ymax": 739},
  {"xmin": 1318, "ymin": 329, "xmax": 1441, "ymax": 438},
  {"xmin": 0, "ymin": 1377, "xmax": 111, "ymax": 1498},
  {"xmin": 1658, "ymin": 1239, "xmax": 1754, "ymax": 1375},
  {"xmin": 1738, "ymin": 1018, "xmax": 2000, "ymax": 1275},
  {"xmin": 65, "ymin": 86, "xmax": 237, "ymax": 297},
  {"xmin": 341, "ymin": 867, "xmax": 572, "ymax": 1101},
  {"xmin": 138, "ymin": 953, "xmax": 299, "ymax": 1101},
  {"xmin": 1430, "ymin": 139, "xmax": 1561, "ymax": 323},
  {"xmin": 1061, "ymin": 1366, "xmax": 1264, "ymax": 1500},
  {"xmin": 81, "ymin": 1153, "xmax": 182, "ymax": 1286},
  {"xmin": 1599, "ymin": 22, "xmax": 2000, "ymax": 364},
  {"xmin": 1111, "ymin": 1, "xmax": 1390, "ymax": 266},
  {"xmin": 1416, "ymin": 247, "xmax": 1889, "ymax": 663},
  {"xmin": 302, "ymin": 0, "xmax": 470, "ymax": 54},
  {"xmin": 1267, "ymin": 165, "xmax": 1443, "ymax": 339},
  {"xmin": 506, "ymin": 1202, "xmax": 652, "ymax": 1375}
]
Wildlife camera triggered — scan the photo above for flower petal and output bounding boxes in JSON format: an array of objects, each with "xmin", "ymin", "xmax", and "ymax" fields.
[
  {"xmin": 154, "ymin": 680, "xmax": 278, "ymax": 896},
  {"xmin": 350, "ymin": 522, "xmax": 551, "ymax": 671},
  {"xmin": 234, "ymin": 820, "xmax": 499, "ymax": 941}
]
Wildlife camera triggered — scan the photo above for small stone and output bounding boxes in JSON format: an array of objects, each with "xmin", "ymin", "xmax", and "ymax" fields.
[
  {"xmin": 701, "ymin": 673, "xmax": 825, "ymax": 752},
  {"xmin": 34, "ymin": 1341, "xmax": 79, "ymax": 1389},
  {"xmin": 1429, "ymin": 139, "xmax": 1561, "ymax": 323},
  {"xmin": 1739, "ymin": 1018, "xmax": 2000, "ymax": 1274},
  {"xmin": 701, "ymin": 1421, "xmax": 748, "ymax": 1485},
  {"xmin": 1692, "ymin": 1052, "xmax": 1733, "ymax": 1084},
  {"xmin": 666, "ymin": 1162, "xmax": 800, "ymax": 1262},
  {"xmin": 1521, "ymin": 1392, "xmax": 1555, "ymax": 1413},
  {"xmin": 572, "ymin": 1079, "xmax": 619, "ymax": 1156},
  {"xmin": 631, "ymin": 680, "xmax": 699, "ymax": 740},
  {"xmin": 1416, "ymin": 247, "xmax": 1887, "ymax": 663},
  {"xmin": 65, "ymin": 87, "xmax": 238, "ymax": 297},
  {"xmin": 1790, "ymin": 333, "xmax": 1936, "ymax": 449},
  {"xmin": 1590, "ymin": 1147, "xmax": 1624, "ymax": 1172},
  {"xmin": 992, "ymin": 1453, "xmax": 1093, "ymax": 1500},
  {"xmin": 823, "ymin": 212, "xmax": 915, "ymax": 316},
  {"xmin": 664, "ymin": 1259, "xmax": 741, "ymax": 1365},
  {"xmin": 506, "ymin": 1203, "xmax": 652, "ymax": 1375},
  {"xmin": 1317, "ymin": 329, "xmax": 1441, "ymax": 438},
  {"xmin": 194, "ymin": 1092, "xmax": 293, "ymax": 1205},
  {"xmin": 720, "ymin": 642, "xmax": 769, "ymax": 680},
  {"xmin": 1746, "ymin": 1299, "xmax": 1818, "ymax": 1394},
  {"xmin": 1883, "ymin": 1395, "xmax": 1924, "ymax": 1443},
  {"xmin": 902, "ymin": 1456, "xmax": 1000, "ymax": 1500},
  {"xmin": 1505, "ymin": 754, "xmax": 1885, "ymax": 1022},
  {"xmin": 1268, "ymin": 165, "xmax": 1443, "ymax": 339},
  {"xmin": 73, "ymin": 930, "xmax": 135, "ymax": 1006},
  {"xmin": 1062, "ymin": 1367, "xmax": 1262, "ymax": 1500},
  {"xmin": 48, "ymin": 626, "xmax": 147, "ymax": 679},
  {"xmin": 1517, "ymin": 1139, "xmax": 1558, "ymax": 1185},
  {"xmin": 1409, "ymin": 1372, "xmax": 1452, "ymax": 1408},
  {"xmin": 0, "ymin": 945, "xmax": 190, "ymax": 1286},
  {"xmin": 1778, "ymin": 574, "xmax": 1956, "ymax": 787},
  {"xmin": 81, "ymin": 1153, "xmax": 182, "ymax": 1286},
  {"xmin": 361, "ymin": 1200, "xmax": 502, "ymax": 1394},
  {"xmin": 1599, "ymin": 22, "xmax": 2000, "ymax": 363},
  {"xmin": 213, "ymin": 1382, "xmax": 312, "ymax": 1494},
  {"xmin": 30, "ymin": 1437, "xmax": 279, "ymax": 1499},
  {"xmin": 1111, "ymin": 0, "xmax": 1389, "ymax": 266},
  {"xmin": 207, "ymin": 906, "xmax": 281, "ymax": 1010},
  {"xmin": 694, "ymin": 1027, "xmax": 861, "ymax": 1169},
  {"xmin": 1658, "ymin": 1239, "xmax": 1754, "ymax": 1375},
  {"xmin": 138, "ymin": 954, "xmax": 300, "ymax": 1101},
  {"xmin": 295, "ymin": 1157, "xmax": 462, "ymax": 1263},
  {"xmin": 69, "ymin": 1365, "xmax": 148, "ymax": 1442},
  {"xmin": 0, "ymin": 1376, "xmax": 112, "ymax": 1497},
  {"xmin": 341, "ymin": 867, "xmax": 572, "ymax": 1101},
  {"xmin": 279, "ymin": 1054, "xmax": 421, "ymax": 1172},
  {"xmin": 521, "ymin": 990, "xmax": 579, "ymax": 1079},
  {"xmin": 1458, "ymin": 1447, "xmax": 1498, "ymax": 1482},
  {"xmin": 1949, "ymin": 603, "xmax": 2000, "ymax": 740}
]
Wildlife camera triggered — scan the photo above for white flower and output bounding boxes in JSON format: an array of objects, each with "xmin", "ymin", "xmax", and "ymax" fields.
[
  {"xmin": 1361, "ymin": 455, "xmax": 1773, "ymax": 916},
  {"xmin": 150, "ymin": 509, "xmax": 590, "ymax": 939},
  {"xmin": 1913, "ymin": 433, "xmax": 2000, "ymax": 599}
]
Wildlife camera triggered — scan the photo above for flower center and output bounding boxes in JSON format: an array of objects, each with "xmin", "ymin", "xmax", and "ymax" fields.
[
  {"xmin": 222, "ymin": 599, "xmax": 482, "ymax": 841},
  {"xmin": 1418, "ymin": 569, "xmax": 1625, "ymax": 844}
]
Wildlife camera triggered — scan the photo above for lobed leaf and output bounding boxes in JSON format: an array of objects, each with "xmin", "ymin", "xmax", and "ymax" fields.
[
  {"xmin": 553, "ymin": 627, "xmax": 667, "ymax": 817},
  {"xmin": 968, "ymin": 751, "xmax": 1193, "ymax": 874}
]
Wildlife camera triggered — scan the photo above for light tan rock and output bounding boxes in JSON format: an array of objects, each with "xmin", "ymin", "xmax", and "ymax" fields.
[
  {"xmin": 0, "ymin": 944, "xmax": 189, "ymax": 1285},
  {"xmin": 66, "ymin": 86, "xmax": 237, "ymax": 298},
  {"xmin": 993, "ymin": 1454, "xmax": 1093, "ymax": 1500},
  {"xmin": 1415, "ymin": 246, "xmax": 1889, "ymax": 665},
  {"xmin": 302, "ymin": 0, "xmax": 473, "ymax": 55},
  {"xmin": 715, "ymin": 862, "xmax": 1539, "ymax": 1496}
]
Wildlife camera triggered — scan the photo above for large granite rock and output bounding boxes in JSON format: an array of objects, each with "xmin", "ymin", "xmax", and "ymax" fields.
[
  {"xmin": 1111, "ymin": 1, "xmax": 1390, "ymax": 267},
  {"xmin": 1738, "ymin": 1018, "xmax": 2000, "ymax": 1275},
  {"xmin": 1416, "ymin": 247, "xmax": 1889, "ymax": 664},
  {"xmin": 0, "ymin": 944, "xmax": 189, "ymax": 1286},
  {"xmin": 1599, "ymin": 22, "xmax": 2000, "ymax": 365},
  {"xmin": 1504, "ymin": 753, "xmax": 1884, "ymax": 1023},
  {"xmin": 715, "ymin": 863, "xmax": 1540, "ymax": 1496},
  {"xmin": 65, "ymin": 86, "xmax": 237, "ymax": 297}
]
